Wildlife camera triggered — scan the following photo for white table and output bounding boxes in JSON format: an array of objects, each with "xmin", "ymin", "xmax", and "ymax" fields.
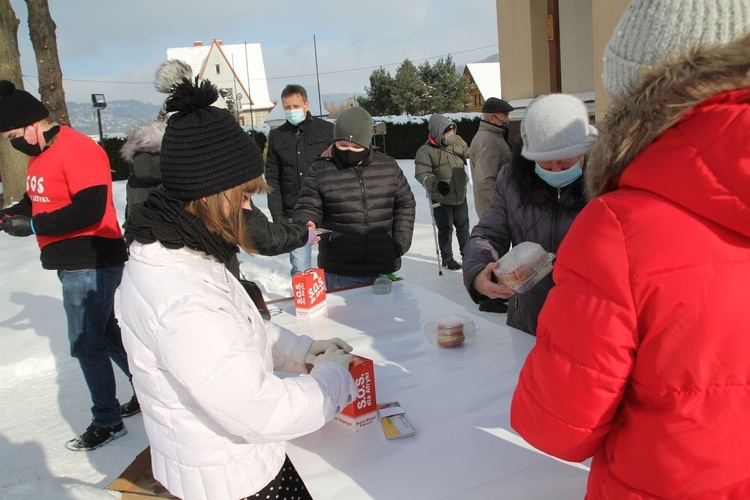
[{"xmin": 270, "ymin": 280, "xmax": 588, "ymax": 500}]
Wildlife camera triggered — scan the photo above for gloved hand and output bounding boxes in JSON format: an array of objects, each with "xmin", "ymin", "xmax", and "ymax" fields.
[
  {"xmin": 437, "ymin": 181, "xmax": 450, "ymax": 196},
  {"xmin": 305, "ymin": 338, "xmax": 353, "ymax": 366},
  {"xmin": 1, "ymin": 215, "xmax": 33, "ymax": 237},
  {"xmin": 313, "ymin": 346, "xmax": 353, "ymax": 370}
]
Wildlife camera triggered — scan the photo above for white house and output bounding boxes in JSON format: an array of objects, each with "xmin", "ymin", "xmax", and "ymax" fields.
[{"xmin": 167, "ymin": 39, "xmax": 275, "ymax": 127}]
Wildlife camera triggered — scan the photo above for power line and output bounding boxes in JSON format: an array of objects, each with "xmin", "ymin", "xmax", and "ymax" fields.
[{"xmin": 20, "ymin": 43, "xmax": 498, "ymax": 86}]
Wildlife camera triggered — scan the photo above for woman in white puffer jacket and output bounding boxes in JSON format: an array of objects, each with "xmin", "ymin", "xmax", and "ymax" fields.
[{"xmin": 119, "ymin": 76, "xmax": 357, "ymax": 500}]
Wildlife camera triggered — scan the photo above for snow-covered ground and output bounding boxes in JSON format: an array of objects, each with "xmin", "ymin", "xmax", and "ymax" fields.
[{"xmin": 0, "ymin": 159, "xmax": 507, "ymax": 499}]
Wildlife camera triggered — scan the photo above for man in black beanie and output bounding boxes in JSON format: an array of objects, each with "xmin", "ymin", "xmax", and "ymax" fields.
[{"xmin": 0, "ymin": 80, "xmax": 136, "ymax": 451}]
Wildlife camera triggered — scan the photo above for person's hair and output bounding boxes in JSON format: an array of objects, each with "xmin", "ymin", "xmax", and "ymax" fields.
[
  {"xmin": 281, "ymin": 84, "xmax": 308, "ymax": 102},
  {"xmin": 185, "ymin": 176, "xmax": 271, "ymax": 255}
]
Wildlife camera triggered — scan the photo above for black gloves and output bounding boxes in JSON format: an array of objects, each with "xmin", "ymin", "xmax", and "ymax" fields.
[
  {"xmin": 0, "ymin": 215, "xmax": 34, "ymax": 237},
  {"xmin": 437, "ymin": 181, "xmax": 450, "ymax": 196}
]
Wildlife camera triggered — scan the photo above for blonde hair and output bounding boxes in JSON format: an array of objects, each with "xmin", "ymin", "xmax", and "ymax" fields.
[{"xmin": 185, "ymin": 176, "xmax": 271, "ymax": 255}]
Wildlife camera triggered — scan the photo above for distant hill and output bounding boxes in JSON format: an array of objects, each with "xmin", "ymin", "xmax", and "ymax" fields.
[
  {"xmin": 476, "ymin": 53, "xmax": 500, "ymax": 63},
  {"xmin": 68, "ymin": 96, "xmax": 366, "ymax": 137},
  {"xmin": 68, "ymin": 100, "xmax": 162, "ymax": 137}
]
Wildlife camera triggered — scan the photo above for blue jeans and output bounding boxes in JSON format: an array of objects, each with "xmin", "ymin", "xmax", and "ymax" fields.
[
  {"xmin": 58, "ymin": 265, "xmax": 131, "ymax": 427},
  {"xmin": 325, "ymin": 273, "xmax": 379, "ymax": 291},
  {"xmin": 287, "ymin": 215, "xmax": 312, "ymax": 276}
]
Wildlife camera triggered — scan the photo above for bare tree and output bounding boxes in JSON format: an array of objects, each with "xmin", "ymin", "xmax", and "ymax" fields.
[
  {"xmin": 25, "ymin": 0, "xmax": 69, "ymax": 125},
  {"xmin": 0, "ymin": 0, "xmax": 31, "ymax": 206}
]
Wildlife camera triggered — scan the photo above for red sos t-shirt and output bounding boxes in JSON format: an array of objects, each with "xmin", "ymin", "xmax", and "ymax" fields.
[{"xmin": 26, "ymin": 126, "xmax": 123, "ymax": 249}]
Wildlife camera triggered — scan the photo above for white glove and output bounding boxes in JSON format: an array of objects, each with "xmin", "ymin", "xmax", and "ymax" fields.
[
  {"xmin": 305, "ymin": 338, "xmax": 352, "ymax": 366},
  {"xmin": 313, "ymin": 346, "xmax": 353, "ymax": 370}
]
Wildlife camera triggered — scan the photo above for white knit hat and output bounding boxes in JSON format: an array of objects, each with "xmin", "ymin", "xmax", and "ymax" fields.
[
  {"xmin": 520, "ymin": 94, "xmax": 598, "ymax": 162},
  {"xmin": 603, "ymin": 0, "xmax": 750, "ymax": 100}
]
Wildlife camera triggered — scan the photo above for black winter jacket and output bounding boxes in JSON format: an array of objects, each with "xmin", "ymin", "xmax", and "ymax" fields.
[
  {"xmin": 265, "ymin": 113, "xmax": 333, "ymax": 222},
  {"xmin": 120, "ymin": 121, "xmax": 165, "ymax": 221},
  {"xmin": 462, "ymin": 139, "xmax": 586, "ymax": 335},
  {"xmin": 293, "ymin": 147, "xmax": 416, "ymax": 277}
]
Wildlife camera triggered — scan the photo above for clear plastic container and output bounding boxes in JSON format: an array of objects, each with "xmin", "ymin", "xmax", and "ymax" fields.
[
  {"xmin": 492, "ymin": 242, "xmax": 555, "ymax": 294},
  {"xmin": 423, "ymin": 314, "xmax": 476, "ymax": 348},
  {"xmin": 372, "ymin": 276, "xmax": 392, "ymax": 294}
]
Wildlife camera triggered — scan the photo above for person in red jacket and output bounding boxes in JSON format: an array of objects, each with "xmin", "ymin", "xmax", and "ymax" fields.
[
  {"xmin": 0, "ymin": 81, "xmax": 137, "ymax": 451},
  {"xmin": 510, "ymin": 1, "xmax": 750, "ymax": 498}
]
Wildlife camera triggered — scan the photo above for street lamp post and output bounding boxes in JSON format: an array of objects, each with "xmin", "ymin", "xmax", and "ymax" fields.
[{"xmin": 91, "ymin": 93, "xmax": 107, "ymax": 143}]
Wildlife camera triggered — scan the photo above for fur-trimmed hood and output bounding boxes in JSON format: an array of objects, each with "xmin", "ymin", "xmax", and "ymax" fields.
[
  {"xmin": 587, "ymin": 33, "xmax": 750, "ymax": 200},
  {"xmin": 120, "ymin": 121, "xmax": 166, "ymax": 162}
]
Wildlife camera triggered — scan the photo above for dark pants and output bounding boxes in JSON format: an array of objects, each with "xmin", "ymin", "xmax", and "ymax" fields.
[
  {"xmin": 58, "ymin": 265, "xmax": 132, "ymax": 427},
  {"xmin": 244, "ymin": 455, "xmax": 312, "ymax": 499},
  {"xmin": 432, "ymin": 200, "xmax": 469, "ymax": 263}
]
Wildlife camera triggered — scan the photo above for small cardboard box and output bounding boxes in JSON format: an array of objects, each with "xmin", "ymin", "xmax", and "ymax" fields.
[
  {"xmin": 377, "ymin": 401, "xmax": 416, "ymax": 440},
  {"xmin": 292, "ymin": 268, "xmax": 327, "ymax": 318},
  {"xmin": 107, "ymin": 447, "xmax": 177, "ymax": 499},
  {"xmin": 333, "ymin": 355, "xmax": 377, "ymax": 432}
]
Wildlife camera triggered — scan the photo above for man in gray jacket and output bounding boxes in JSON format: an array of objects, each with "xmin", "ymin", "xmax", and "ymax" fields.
[
  {"xmin": 469, "ymin": 97, "xmax": 513, "ymax": 219},
  {"xmin": 415, "ymin": 114, "xmax": 470, "ymax": 271}
]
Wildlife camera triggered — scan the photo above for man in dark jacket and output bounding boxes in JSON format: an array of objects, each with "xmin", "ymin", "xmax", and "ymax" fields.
[
  {"xmin": 469, "ymin": 97, "xmax": 514, "ymax": 219},
  {"xmin": 265, "ymin": 84, "xmax": 333, "ymax": 275},
  {"xmin": 293, "ymin": 107, "xmax": 416, "ymax": 290}
]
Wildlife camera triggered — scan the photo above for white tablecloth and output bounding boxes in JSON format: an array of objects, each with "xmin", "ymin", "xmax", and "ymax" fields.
[{"xmin": 270, "ymin": 280, "xmax": 588, "ymax": 500}]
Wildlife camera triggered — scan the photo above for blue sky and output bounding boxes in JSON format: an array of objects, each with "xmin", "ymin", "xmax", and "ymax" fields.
[{"xmin": 9, "ymin": 0, "xmax": 499, "ymax": 104}]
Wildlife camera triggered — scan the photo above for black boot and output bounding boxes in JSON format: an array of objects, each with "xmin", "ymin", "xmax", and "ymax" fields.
[
  {"xmin": 119, "ymin": 394, "xmax": 141, "ymax": 418},
  {"xmin": 442, "ymin": 258, "xmax": 462, "ymax": 271}
]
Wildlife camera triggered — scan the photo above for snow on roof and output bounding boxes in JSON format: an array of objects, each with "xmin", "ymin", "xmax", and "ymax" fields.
[
  {"xmin": 507, "ymin": 91, "xmax": 595, "ymax": 121},
  {"xmin": 167, "ymin": 41, "xmax": 274, "ymax": 110},
  {"xmin": 465, "ymin": 62, "xmax": 502, "ymax": 100}
]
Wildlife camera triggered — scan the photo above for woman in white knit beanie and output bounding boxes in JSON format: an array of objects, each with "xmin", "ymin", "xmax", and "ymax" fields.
[
  {"xmin": 462, "ymin": 93, "xmax": 597, "ymax": 335},
  {"xmin": 511, "ymin": 1, "xmax": 750, "ymax": 498}
]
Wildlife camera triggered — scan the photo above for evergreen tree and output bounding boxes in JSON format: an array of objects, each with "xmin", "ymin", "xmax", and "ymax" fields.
[
  {"xmin": 419, "ymin": 55, "xmax": 469, "ymax": 114},
  {"xmin": 392, "ymin": 59, "xmax": 423, "ymax": 115},
  {"xmin": 359, "ymin": 67, "xmax": 397, "ymax": 116}
]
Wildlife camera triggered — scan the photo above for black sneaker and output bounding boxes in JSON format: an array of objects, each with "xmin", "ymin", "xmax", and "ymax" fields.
[
  {"xmin": 442, "ymin": 258, "xmax": 462, "ymax": 271},
  {"xmin": 65, "ymin": 422, "xmax": 127, "ymax": 451},
  {"xmin": 120, "ymin": 394, "xmax": 141, "ymax": 418}
]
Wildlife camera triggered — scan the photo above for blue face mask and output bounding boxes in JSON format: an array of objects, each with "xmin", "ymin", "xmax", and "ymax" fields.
[
  {"xmin": 534, "ymin": 161, "xmax": 583, "ymax": 188},
  {"xmin": 284, "ymin": 109, "xmax": 306, "ymax": 126}
]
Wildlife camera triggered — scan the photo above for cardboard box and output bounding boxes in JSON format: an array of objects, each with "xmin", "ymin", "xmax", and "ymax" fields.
[
  {"xmin": 333, "ymin": 355, "xmax": 377, "ymax": 431},
  {"xmin": 292, "ymin": 268, "xmax": 328, "ymax": 318},
  {"xmin": 107, "ymin": 447, "xmax": 177, "ymax": 499}
]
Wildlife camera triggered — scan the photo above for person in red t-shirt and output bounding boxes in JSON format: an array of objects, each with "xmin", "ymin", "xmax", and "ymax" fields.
[{"xmin": 0, "ymin": 80, "xmax": 137, "ymax": 451}]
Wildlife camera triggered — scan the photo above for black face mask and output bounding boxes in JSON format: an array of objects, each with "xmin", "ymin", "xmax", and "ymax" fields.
[
  {"xmin": 10, "ymin": 136, "xmax": 42, "ymax": 156},
  {"xmin": 9, "ymin": 125, "xmax": 59, "ymax": 157},
  {"xmin": 333, "ymin": 145, "xmax": 369, "ymax": 167}
]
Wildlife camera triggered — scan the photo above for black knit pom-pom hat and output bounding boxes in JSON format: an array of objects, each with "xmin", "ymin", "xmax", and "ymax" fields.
[
  {"xmin": 160, "ymin": 78, "xmax": 264, "ymax": 201},
  {"xmin": 0, "ymin": 80, "xmax": 49, "ymax": 133}
]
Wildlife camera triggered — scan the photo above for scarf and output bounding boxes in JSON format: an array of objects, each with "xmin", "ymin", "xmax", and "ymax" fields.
[{"xmin": 124, "ymin": 189, "xmax": 239, "ymax": 265}]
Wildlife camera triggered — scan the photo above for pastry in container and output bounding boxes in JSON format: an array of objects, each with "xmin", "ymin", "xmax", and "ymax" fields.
[
  {"xmin": 423, "ymin": 314, "xmax": 476, "ymax": 348},
  {"xmin": 493, "ymin": 242, "xmax": 555, "ymax": 294}
]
